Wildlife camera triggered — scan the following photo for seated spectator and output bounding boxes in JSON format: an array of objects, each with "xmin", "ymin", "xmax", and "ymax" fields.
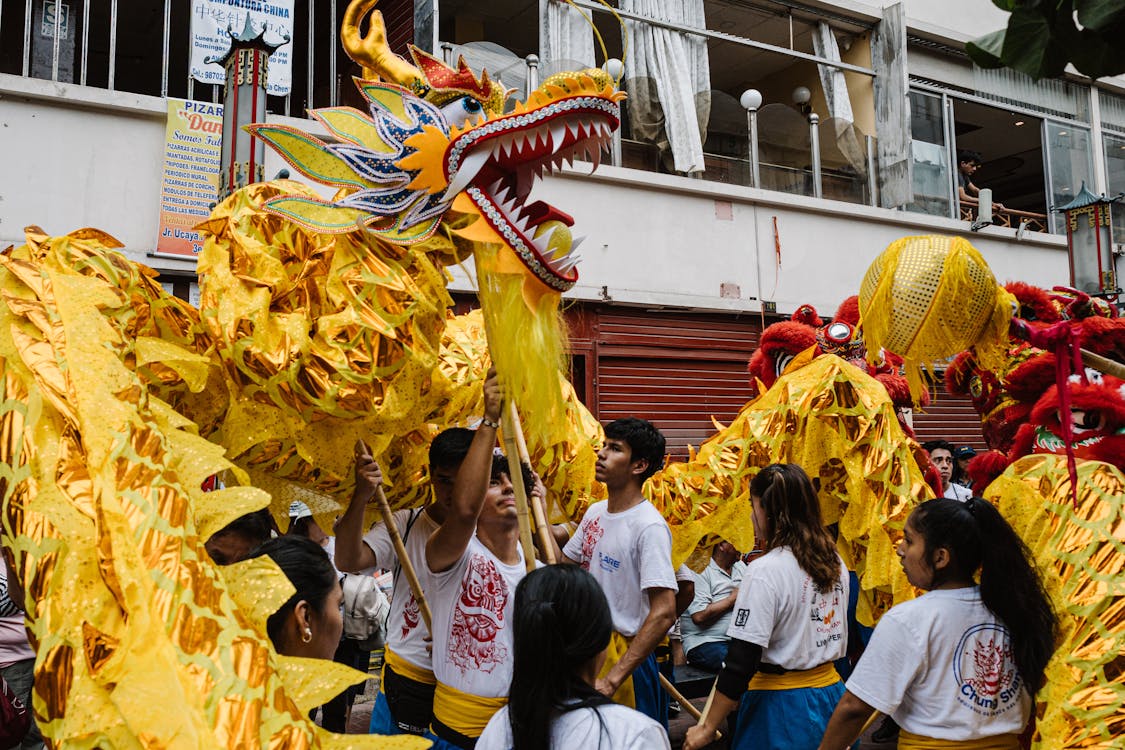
[
  {"xmin": 682, "ymin": 541, "xmax": 745, "ymax": 671},
  {"xmin": 476, "ymin": 565, "xmax": 670, "ymax": 750},
  {"xmin": 922, "ymin": 440, "xmax": 972, "ymax": 502},
  {"xmin": 247, "ymin": 536, "xmax": 344, "ymax": 660}
]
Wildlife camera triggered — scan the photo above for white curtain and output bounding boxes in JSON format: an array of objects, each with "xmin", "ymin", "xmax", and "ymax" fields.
[
  {"xmin": 811, "ymin": 22, "xmax": 853, "ymax": 122},
  {"xmin": 622, "ymin": 0, "xmax": 710, "ymax": 174},
  {"xmin": 542, "ymin": 0, "xmax": 596, "ymax": 69}
]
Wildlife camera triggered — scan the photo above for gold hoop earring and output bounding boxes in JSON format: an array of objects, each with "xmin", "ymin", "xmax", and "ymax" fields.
[{"xmin": 302, "ymin": 627, "xmax": 312, "ymax": 644}]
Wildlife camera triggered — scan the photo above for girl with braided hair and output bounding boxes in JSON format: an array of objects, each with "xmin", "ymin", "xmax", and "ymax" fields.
[
  {"xmin": 685, "ymin": 463, "xmax": 850, "ymax": 750},
  {"xmin": 476, "ymin": 565, "xmax": 669, "ymax": 750},
  {"xmin": 817, "ymin": 497, "xmax": 1057, "ymax": 749}
]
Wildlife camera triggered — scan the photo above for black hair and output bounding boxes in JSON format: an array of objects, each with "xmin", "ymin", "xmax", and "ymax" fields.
[
  {"xmin": 287, "ymin": 515, "xmax": 314, "ymax": 538},
  {"xmin": 749, "ymin": 463, "xmax": 841, "ymax": 592},
  {"xmin": 490, "ymin": 451, "xmax": 535, "ymax": 490},
  {"xmin": 509, "ymin": 566, "xmax": 613, "ymax": 750},
  {"xmin": 247, "ymin": 536, "xmax": 340, "ymax": 653},
  {"xmin": 218, "ymin": 507, "xmax": 273, "ymax": 546},
  {"xmin": 922, "ymin": 439, "xmax": 955, "ymax": 455},
  {"xmin": 957, "ymin": 150, "xmax": 983, "ymax": 165},
  {"xmin": 603, "ymin": 417, "xmax": 667, "ymax": 482},
  {"xmin": 429, "ymin": 427, "xmax": 474, "ymax": 469},
  {"xmin": 910, "ymin": 497, "xmax": 1057, "ymax": 692}
]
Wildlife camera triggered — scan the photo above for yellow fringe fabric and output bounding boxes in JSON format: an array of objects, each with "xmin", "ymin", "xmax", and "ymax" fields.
[
  {"xmin": 0, "ymin": 227, "xmax": 426, "ymax": 750},
  {"xmin": 646, "ymin": 354, "xmax": 928, "ymax": 626},
  {"xmin": 983, "ymin": 456, "xmax": 1125, "ymax": 750},
  {"xmin": 473, "ymin": 245, "xmax": 569, "ymax": 453},
  {"xmin": 859, "ymin": 235, "xmax": 1015, "ymax": 404},
  {"xmin": 746, "ymin": 663, "xmax": 840, "ymax": 691}
]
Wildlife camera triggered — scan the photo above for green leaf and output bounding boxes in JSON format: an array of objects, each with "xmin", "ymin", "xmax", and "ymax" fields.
[
  {"xmin": 1076, "ymin": 0, "xmax": 1125, "ymax": 31},
  {"xmin": 999, "ymin": 8, "xmax": 1060, "ymax": 79},
  {"xmin": 967, "ymin": 29, "xmax": 1007, "ymax": 69}
]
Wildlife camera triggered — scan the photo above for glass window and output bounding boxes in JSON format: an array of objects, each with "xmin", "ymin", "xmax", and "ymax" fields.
[
  {"xmin": 907, "ymin": 90, "xmax": 951, "ymax": 217},
  {"xmin": 1104, "ymin": 132, "xmax": 1125, "ymax": 244},
  {"xmin": 1044, "ymin": 121, "xmax": 1096, "ymax": 233}
]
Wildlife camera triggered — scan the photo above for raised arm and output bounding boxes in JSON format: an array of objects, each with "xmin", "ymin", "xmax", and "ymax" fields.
[
  {"xmin": 333, "ymin": 441, "xmax": 383, "ymax": 572},
  {"xmin": 426, "ymin": 369, "xmax": 501, "ymax": 574}
]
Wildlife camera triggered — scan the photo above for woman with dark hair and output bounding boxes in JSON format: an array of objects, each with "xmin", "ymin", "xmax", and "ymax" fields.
[
  {"xmin": 247, "ymin": 535, "xmax": 344, "ymax": 661},
  {"xmin": 817, "ymin": 497, "xmax": 1057, "ymax": 749},
  {"xmin": 684, "ymin": 463, "xmax": 849, "ymax": 750},
  {"xmin": 476, "ymin": 565, "xmax": 669, "ymax": 750}
]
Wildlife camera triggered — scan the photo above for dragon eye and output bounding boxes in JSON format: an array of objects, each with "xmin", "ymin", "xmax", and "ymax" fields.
[{"xmin": 441, "ymin": 96, "xmax": 485, "ymax": 127}]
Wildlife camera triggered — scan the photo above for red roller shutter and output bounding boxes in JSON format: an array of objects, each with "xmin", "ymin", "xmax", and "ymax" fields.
[
  {"xmin": 910, "ymin": 387, "xmax": 988, "ymax": 452},
  {"xmin": 583, "ymin": 308, "xmax": 763, "ymax": 461}
]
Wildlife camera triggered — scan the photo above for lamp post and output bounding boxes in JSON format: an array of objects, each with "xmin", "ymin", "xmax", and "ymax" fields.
[
  {"xmin": 209, "ymin": 15, "xmax": 289, "ymax": 202},
  {"xmin": 740, "ymin": 89, "xmax": 762, "ymax": 189},
  {"xmin": 1052, "ymin": 182, "xmax": 1122, "ymax": 301}
]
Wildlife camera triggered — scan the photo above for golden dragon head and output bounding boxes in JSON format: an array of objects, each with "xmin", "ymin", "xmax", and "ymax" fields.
[{"xmin": 248, "ymin": 0, "xmax": 623, "ymax": 295}]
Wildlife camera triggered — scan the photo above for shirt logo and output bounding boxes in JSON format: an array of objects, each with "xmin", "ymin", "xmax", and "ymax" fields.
[
  {"xmin": 598, "ymin": 551, "xmax": 622, "ymax": 572},
  {"xmin": 734, "ymin": 608, "xmax": 749, "ymax": 627},
  {"xmin": 953, "ymin": 623, "xmax": 1022, "ymax": 716}
]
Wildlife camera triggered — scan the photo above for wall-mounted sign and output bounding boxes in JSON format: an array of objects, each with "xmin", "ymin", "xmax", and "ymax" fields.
[
  {"xmin": 156, "ymin": 98, "xmax": 224, "ymax": 258},
  {"xmin": 190, "ymin": 0, "xmax": 293, "ymax": 96}
]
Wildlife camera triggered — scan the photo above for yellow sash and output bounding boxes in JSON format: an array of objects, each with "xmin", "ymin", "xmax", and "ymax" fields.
[
  {"xmin": 432, "ymin": 682, "xmax": 508, "ymax": 738},
  {"xmin": 747, "ymin": 662, "xmax": 840, "ymax": 691},
  {"xmin": 898, "ymin": 730, "xmax": 1020, "ymax": 749},
  {"xmin": 381, "ymin": 645, "xmax": 437, "ymax": 686},
  {"xmin": 596, "ymin": 632, "xmax": 638, "ymax": 709}
]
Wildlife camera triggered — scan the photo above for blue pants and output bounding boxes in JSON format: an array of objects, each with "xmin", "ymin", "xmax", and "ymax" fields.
[
  {"xmin": 632, "ymin": 652, "xmax": 668, "ymax": 730},
  {"xmin": 368, "ymin": 690, "xmax": 400, "ymax": 735},
  {"xmin": 687, "ymin": 641, "xmax": 729, "ymax": 671},
  {"xmin": 731, "ymin": 681, "xmax": 846, "ymax": 750}
]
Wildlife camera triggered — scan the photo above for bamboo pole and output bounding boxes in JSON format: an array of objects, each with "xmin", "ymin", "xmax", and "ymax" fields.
[
  {"xmin": 372, "ymin": 485, "xmax": 432, "ymax": 632},
  {"xmin": 687, "ymin": 679, "xmax": 722, "ymax": 741},
  {"xmin": 501, "ymin": 401, "xmax": 538, "ymax": 573},
  {"xmin": 506, "ymin": 403, "xmax": 557, "ymax": 563}
]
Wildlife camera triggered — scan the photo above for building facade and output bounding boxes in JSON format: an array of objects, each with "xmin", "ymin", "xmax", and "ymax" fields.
[{"xmin": 2, "ymin": 0, "xmax": 1123, "ymax": 455}]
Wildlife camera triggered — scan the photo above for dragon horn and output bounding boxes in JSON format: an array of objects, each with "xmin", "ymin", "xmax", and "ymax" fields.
[{"xmin": 341, "ymin": 0, "xmax": 426, "ymax": 88}]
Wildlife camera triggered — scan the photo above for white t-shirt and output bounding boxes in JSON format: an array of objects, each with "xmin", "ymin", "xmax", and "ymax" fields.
[
  {"xmin": 944, "ymin": 483, "xmax": 973, "ymax": 502},
  {"xmin": 428, "ymin": 535, "xmax": 527, "ymax": 698},
  {"xmin": 683, "ymin": 559, "xmax": 746, "ymax": 654},
  {"xmin": 726, "ymin": 547, "xmax": 848, "ymax": 670},
  {"xmin": 563, "ymin": 500, "xmax": 677, "ymax": 637},
  {"xmin": 363, "ymin": 508, "xmax": 438, "ymax": 672},
  {"xmin": 845, "ymin": 587, "xmax": 1031, "ymax": 740},
  {"xmin": 476, "ymin": 702, "xmax": 671, "ymax": 750}
]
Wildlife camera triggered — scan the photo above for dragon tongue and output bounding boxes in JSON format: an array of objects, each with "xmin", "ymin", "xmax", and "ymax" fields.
[{"xmin": 520, "ymin": 201, "xmax": 575, "ymax": 228}]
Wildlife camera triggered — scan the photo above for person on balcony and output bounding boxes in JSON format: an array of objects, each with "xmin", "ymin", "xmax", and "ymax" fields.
[{"xmin": 957, "ymin": 150, "xmax": 1006, "ymax": 213}]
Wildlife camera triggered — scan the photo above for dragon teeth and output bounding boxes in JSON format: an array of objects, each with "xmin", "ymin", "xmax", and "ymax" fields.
[{"xmin": 442, "ymin": 148, "xmax": 491, "ymax": 202}]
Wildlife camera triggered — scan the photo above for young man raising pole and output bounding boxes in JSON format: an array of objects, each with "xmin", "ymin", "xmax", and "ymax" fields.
[
  {"xmin": 333, "ymin": 427, "xmax": 474, "ymax": 736},
  {"xmin": 424, "ymin": 370, "xmax": 538, "ymax": 749},
  {"xmin": 562, "ymin": 417, "xmax": 678, "ymax": 728}
]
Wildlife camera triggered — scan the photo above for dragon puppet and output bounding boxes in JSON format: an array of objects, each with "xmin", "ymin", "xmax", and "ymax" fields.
[{"xmin": 0, "ymin": 1, "xmax": 621, "ymax": 745}]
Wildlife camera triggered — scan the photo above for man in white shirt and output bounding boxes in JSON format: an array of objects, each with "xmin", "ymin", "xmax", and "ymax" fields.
[
  {"xmin": 424, "ymin": 370, "xmax": 534, "ymax": 749},
  {"xmin": 333, "ymin": 427, "xmax": 474, "ymax": 735},
  {"xmin": 563, "ymin": 417, "xmax": 678, "ymax": 728},
  {"xmin": 683, "ymin": 540, "xmax": 745, "ymax": 671}
]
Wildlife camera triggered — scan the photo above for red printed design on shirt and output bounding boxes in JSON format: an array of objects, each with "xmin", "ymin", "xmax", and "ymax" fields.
[
  {"xmin": 578, "ymin": 516, "xmax": 604, "ymax": 571},
  {"xmin": 401, "ymin": 592, "xmax": 420, "ymax": 639},
  {"xmin": 953, "ymin": 623, "xmax": 1022, "ymax": 717},
  {"xmin": 448, "ymin": 554, "xmax": 510, "ymax": 673}
]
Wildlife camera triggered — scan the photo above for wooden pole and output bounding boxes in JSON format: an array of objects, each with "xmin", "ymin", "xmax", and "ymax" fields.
[
  {"xmin": 501, "ymin": 401, "xmax": 538, "ymax": 573},
  {"xmin": 685, "ymin": 678, "xmax": 722, "ymax": 740},
  {"xmin": 506, "ymin": 403, "xmax": 557, "ymax": 564},
  {"xmin": 1082, "ymin": 348, "xmax": 1125, "ymax": 379},
  {"xmin": 372, "ymin": 485, "xmax": 432, "ymax": 632}
]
